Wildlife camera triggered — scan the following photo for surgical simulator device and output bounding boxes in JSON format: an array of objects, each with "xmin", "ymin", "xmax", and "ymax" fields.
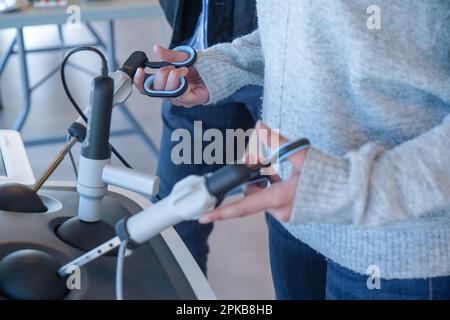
[{"xmin": 0, "ymin": 45, "xmax": 309, "ymax": 300}]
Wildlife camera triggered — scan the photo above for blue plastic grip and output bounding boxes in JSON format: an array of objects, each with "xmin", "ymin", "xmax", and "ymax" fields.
[
  {"xmin": 171, "ymin": 46, "xmax": 197, "ymax": 68},
  {"xmin": 143, "ymin": 74, "xmax": 188, "ymax": 98}
]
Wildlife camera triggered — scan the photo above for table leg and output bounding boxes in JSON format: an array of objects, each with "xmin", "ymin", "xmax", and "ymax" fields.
[
  {"xmin": 0, "ymin": 35, "xmax": 17, "ymax": 113},
  {"xmin": 12, "ymin": 28, "xmax": 31, "ymax": 131},
  {"xmin": 85, "ymin": 22, "xmax": 106, "ymax": 48},
  {"xmin": 57, "ymin": 24, "xmax": 65, "ymax": 56},
  {"xmin": 116, "ymin": 103, "xmax": 159, "ymax": 157},
  {"xmin": 106, "ymin": 20, "xmax": 117, "ymax": 70},
  {"xmin": 0, "ymin": 35, "xmax": 16, "ymax": 74}
]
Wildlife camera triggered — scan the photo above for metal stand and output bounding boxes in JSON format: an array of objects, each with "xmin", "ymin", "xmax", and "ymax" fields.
[
  {"xmin": 0, "ymin": 35, "xmax": 17, "ymax": 113},
  {"xmin": 0, "ymin": 21, "xmax": 159, "ymax": 158}
]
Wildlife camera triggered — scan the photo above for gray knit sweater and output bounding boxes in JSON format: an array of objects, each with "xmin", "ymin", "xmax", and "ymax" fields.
[{"xmin": 194, "ymin": 0, "xmax": 450, "ymax": 279}]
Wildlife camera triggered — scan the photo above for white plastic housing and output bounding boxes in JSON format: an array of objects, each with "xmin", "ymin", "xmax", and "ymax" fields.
[
  {"xmin": 126, "ymin": 175, "xmax": 217, "ymax": 245},
  {"xmin": 102, "ymin": 164, "xmax": 160, "ymax": 197},
  {"xmin": 77, "ymin": 156, "xmax": 110, "ymax": 222},
  {"xmin": 110, "ymin": 71, "xmax": 133, "ymax": 106}
]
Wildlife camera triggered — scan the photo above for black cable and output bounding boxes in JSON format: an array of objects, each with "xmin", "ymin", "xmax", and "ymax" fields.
[
  {"xmin": 60, "ymin": 47, "xmax": 133, "ymax": 169},
  {"xmin": 116, "ymin": 239, "xmax": 128, "ymax": 300}
]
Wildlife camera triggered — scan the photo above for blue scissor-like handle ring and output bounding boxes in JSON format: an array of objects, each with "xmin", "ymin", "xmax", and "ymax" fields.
[
  {"xmin": 143, "ymin": 46, "xmax": 196, "ymax": 98},
  {"xmin": 170, "ymin": 46, "xmax": 197, "ymax": 68},
  {"xmin": 143, "ymin": 74, "xmax": 188, "ymax": 98}
]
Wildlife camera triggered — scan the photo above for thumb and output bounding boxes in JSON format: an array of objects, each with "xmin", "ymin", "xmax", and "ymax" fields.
[
  {"xmin": 133, "ymin": 68, "xmax": 145, "ymax": 94},
  {"xmin": 255, "ymin": 121, "xmax": 307, "ymax": 172},
  {"xmin": 255, "ymin": 121, "xmax": 288, "ymax": 150},
  {"xmin": 153, "ymin": 45, "xmax": 189, "ymax": 63}
]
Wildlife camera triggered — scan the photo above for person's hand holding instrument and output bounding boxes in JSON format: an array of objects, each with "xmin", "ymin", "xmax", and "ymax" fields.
[
  {"xmin": 133, "ymin": 45, "xmax": 210, "ymax": 107},
  {"xmin": 199, "ymin": 121, "xmax": 309, "ymax": 224}
]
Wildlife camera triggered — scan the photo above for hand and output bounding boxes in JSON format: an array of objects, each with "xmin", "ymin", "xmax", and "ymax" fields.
[
  {"xmin": 133, "ymin": 45, "xmax": 210, "ymax": 107},
  {"xmin": 199, "ymin": 122, "xmax": 309, "ymax": 224}
]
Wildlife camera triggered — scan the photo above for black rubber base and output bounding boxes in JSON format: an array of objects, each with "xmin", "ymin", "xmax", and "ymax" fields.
[
  {"xmin": 56, "ymin": 217, "xmax": 116, "ymax": 255},
  {"xmin": 0, "ymin": 184, "xmax": 47, "ymax": 213},
  {"xmin": 0, "ymin": 249, "xmax": 68, "ymax": 300}
]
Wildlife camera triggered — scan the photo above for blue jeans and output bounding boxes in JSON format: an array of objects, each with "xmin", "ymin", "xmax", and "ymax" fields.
[
  {"xmin": 156, "ymin": 86, "xmax": 262, "ymax": 275},
  {"xmin": 267, "ymin": 215, "xmax": 450, "ymax": 300},
  {"xmin": 267, "ymin": 214, "xmax": 327, "ymax": 300}
]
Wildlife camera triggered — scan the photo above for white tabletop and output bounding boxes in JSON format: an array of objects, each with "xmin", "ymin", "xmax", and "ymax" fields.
[{"xmin": 0, "ymin": 0, "xmax": 162, "ymax": 29}]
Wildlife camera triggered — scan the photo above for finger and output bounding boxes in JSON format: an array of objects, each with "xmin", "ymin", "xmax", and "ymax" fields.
[
  {"xmin": 267, "ymin": 174, "xmax": 282, "ymax": 184},
  {"xmin": 244, "ymin": 121, "xmax": 287, "ymax": 169},
  {"xmin": 168, "ymin": 70, "xmax": 207, "ymax": 108},
  {"xmin": 243, "ymin": 183, "xmax": 265, "ymax": 196},
  {"xmin": 133, "ymin": 68, "xmax": 145, "ymax": 94},
  {"xmin": 259, "ymin": 163, "xmax": 278, "ymax": 177},
  {"xmin": 256, "ymin": 121, "xmax": 308, "ymax": 172},
  {"xmin": 177, "ymin": 67, "xmax": 189, "ymax": 78},
  {"xmin": 154, "ymin": 66, "xmax": 174, "ymax": 90},
  {"xmin": 165, "ymin": 68, "xmax": 189, "ymax": 92},
  {"xmin": 256, "ymin": 121, "xmax": 288, "ymax": 149},
  {"xmin": 154, "ymin": 45, "xmax": 189, "ymax": 63},
  {"xmin": 165, "ymin": 69, "xmax": 181, "ymax": 91},
  {"xmin": 269, "ymin": 206, "xmax": 292, "ymax": 222},
  {"xmin": 199, "ymin": 182, "xmax": 288, "ymax": 224}
]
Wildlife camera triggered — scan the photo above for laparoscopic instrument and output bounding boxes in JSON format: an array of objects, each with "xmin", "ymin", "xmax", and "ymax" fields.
[{"xmin": 57, "ymin": 137, "xmax": 310, "ymax": 277}]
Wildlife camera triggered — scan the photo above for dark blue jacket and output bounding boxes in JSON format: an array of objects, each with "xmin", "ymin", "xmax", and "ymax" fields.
[{"xmin": 159, "ymin": 0, "xmax": 258, "ymax": 47}]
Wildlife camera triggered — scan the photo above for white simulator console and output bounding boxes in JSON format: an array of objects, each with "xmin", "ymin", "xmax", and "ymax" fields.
[{"xmin": 0, "ymin": 130, "xmax": 35, "ymax": 185}]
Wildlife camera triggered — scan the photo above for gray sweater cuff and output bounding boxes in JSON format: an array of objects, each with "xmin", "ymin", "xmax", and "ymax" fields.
[
  {"xmin": 194, "ymin": 51, "xmax": 236, "ymax": 104},
  {"xmin": 289, "ymin": 147, "xmax": 351, "ymax": 225}
]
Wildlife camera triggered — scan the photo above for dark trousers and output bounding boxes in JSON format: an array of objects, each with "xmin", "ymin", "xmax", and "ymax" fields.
[
  {"xmin": 267, "ymin": 215, "xmax": 327, "ymax": 299},
  {"xmin": 156, "ymin": 86, "xmax": 262, "ymax": 274}
]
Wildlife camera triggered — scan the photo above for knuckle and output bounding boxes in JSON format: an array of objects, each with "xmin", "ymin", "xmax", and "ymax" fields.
[
  {"xmin": 159, "ymin": 66, "xmax": 172, "ymax": 74},
  {"xmin": 169, "ymin": 69, "xmax": 179, "ymax": 78}
]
